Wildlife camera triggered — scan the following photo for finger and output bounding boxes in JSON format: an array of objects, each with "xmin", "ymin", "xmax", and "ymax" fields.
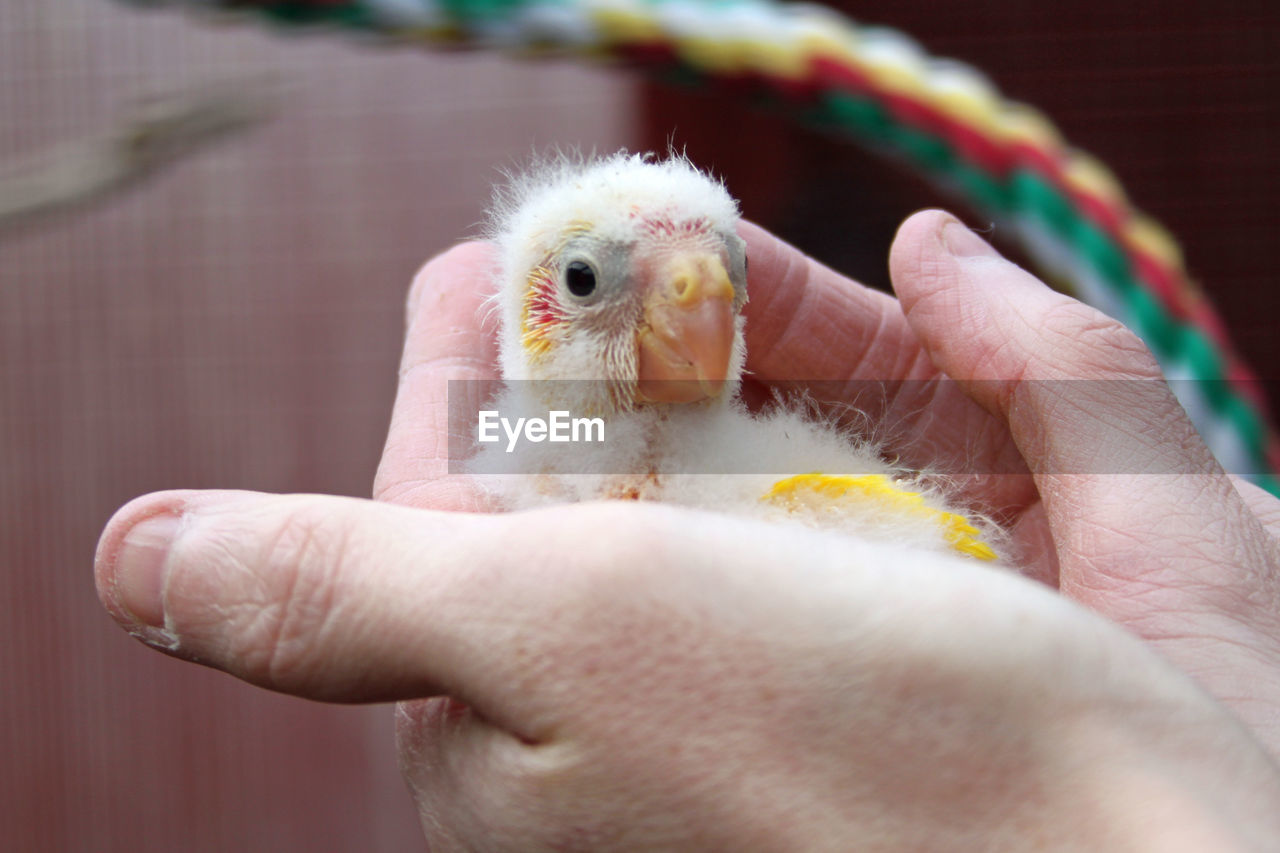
[
  {"xmin": 374, "ymin": 242, "xmax": 501, "ymax": 511},
  {"xmin": 889, "ymin": 210, "xmax": 1280, "ymax": 649},
  {"xmin": 1232, "ymin": 475, "xmax": 1280, "ymax": 539},
  {"xmin": 94, "ymin": 488, "xmax": 584, "ymax": 738},
  {"xmin": 739, "ymin": 219, "xmax": 924, "ymax": 383},
  {"xmin": 739, "ymin": 219, "xmax": 1035, "ymax": 515}
]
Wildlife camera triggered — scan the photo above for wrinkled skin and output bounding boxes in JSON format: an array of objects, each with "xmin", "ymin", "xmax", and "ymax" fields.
[{"xmin": 95, "ymin": 211, "xmax": 1280, "ymax": 850}]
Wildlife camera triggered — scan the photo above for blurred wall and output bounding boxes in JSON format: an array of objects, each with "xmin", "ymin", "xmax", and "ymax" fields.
[
  {"xmin": 1, "ymin": 1, "xmax": 635, "ymax": 850},
  {"xmin": 644, "ymin": 0, "xmax": 1280, "ymax": 414}
]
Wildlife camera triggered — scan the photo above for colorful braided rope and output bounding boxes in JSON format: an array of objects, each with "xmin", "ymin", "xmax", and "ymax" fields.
[{"xmin": 119, "ymin": 0, "xmax": 1280, "ymax": 493}]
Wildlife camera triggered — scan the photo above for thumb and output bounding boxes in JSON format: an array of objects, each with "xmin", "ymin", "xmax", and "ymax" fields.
[
  {"xmin": 887, "ymin": 209, "xmax": 1203, "ymax": 476},
  {"xmin": 887, "ymin": 211, "xmax": 1280, "ymax": 723},
  {"xmin": 95, "ymin": 490, "xmax": 547, "ymax": 733}
]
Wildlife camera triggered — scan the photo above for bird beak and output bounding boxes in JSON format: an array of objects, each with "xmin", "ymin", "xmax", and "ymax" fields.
[{"xmin": 636, "ymin": 254, "xmax": 738, "ymax": 404}]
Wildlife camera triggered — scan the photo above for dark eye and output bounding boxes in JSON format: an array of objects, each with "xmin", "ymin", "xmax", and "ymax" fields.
[{"xmin": 564, "ymin": 260, "xmax": 597, "ymax": 298}]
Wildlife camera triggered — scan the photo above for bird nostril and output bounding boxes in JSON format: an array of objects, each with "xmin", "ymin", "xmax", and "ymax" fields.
[{"xmin": 672, "ymin": 277, "xmax": 690, "ymax": 299}]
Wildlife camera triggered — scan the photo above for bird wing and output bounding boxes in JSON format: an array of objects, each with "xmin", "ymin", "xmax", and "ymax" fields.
[{"xmin": 763, "ymin": 473, "xmax": 998, "ymax": 561}]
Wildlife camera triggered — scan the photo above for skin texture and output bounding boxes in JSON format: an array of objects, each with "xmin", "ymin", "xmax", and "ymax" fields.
[{"xmin": 95, "ymin": 211, "xmax": 1280, "ymax": 850}]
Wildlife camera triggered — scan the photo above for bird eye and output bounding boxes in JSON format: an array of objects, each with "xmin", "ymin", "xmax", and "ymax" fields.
[{"xmin": 564, "ymin": 260, "xmax": 598, "ymax": 298}]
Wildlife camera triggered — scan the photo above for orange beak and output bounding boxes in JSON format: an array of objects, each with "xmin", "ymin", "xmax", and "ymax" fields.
[{"xmin": 635, "ymin": 254, "xmax": 738, "ymax": 404}]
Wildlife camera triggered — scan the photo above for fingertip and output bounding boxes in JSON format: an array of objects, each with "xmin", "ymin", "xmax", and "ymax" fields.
[
  {"xmin": 410, "ymin": 240, "xmax": 495, "ymax": 290},
  {"xmin": 94, "ymin": 490, "xmax": 200, "ymax": 629},
  {"xmin": 889, "ymin": 209, "xmax": 1079, "ymax": 384},
  {"xmin": 888, "ymin": 211, "xmax": 946, "ymax": 323},
  {"xmin": 888, "ymin": 209, "xmax": 952, "ymax": 275},
  {"xmin": 889, "ymin": 210, "xmax": 1010, "ymax": 307},
  {"xmin": 891, "ymin": 208, "xmax": 956, "ymax": 251},
  {"xmin": 402, "ymin": 239, "xmax": 501, "ymax": 369},
  {"xmin": 407, "ymin": 241, "xmax": 498, "ymax": 324}
]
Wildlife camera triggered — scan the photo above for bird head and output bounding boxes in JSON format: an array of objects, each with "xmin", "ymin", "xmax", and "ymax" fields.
[{"xmin": 491, "ymin": 153, "xmax": 748, "ymax": 415}]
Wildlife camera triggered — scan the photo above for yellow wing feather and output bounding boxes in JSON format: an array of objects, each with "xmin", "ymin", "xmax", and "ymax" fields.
[{"xmin": 763, "ymin": 473, "xmax": 998, "ymax": 561}]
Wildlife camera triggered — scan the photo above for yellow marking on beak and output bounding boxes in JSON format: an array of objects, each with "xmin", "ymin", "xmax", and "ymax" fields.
[
  {"xmin": 635, "ymin": 255, "xmax": 738, "ymax": 404},
  {"xmin": 764, "ymin": 473, "xmax": 999, "ymax": 561}
]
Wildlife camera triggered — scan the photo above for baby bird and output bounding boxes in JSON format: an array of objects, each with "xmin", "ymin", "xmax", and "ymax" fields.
[{"xmin": 469, "ymin": 152, "xmax": 998, "ymax": 562}]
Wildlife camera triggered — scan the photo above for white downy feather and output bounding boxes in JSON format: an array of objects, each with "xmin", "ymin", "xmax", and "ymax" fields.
[{"xmin": 470, "ymin": 151, "xmax": 1004, "ymax": 562}]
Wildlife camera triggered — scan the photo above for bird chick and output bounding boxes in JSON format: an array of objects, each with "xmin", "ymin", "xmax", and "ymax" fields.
[
  {"xmin": 490, "ymin": 151, "xmax": 748, "ymax": 415},
  {"xmin": 470, "ymin": 151, "xmax": 999, "ymax": 562}
]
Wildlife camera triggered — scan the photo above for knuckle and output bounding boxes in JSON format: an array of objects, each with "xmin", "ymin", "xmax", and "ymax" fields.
[
  {"xmin": 249, "ymin": 502, "xmax": 351, "ymax": 686},
  {"xmin": 167, "ymin": 498, "xmax": 353, "ymax": 689},
  {"xmin": 1041, "ymin": 301, "xmax": 1162, "ymax": 379}
]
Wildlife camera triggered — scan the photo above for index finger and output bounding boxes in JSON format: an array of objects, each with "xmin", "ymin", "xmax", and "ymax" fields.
[{"xmin": 373, "ymin": 242, "xmax": 500, "ymax": 511}]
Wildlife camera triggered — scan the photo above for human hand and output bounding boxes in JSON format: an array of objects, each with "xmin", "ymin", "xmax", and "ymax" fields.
[
  {"xmin": 94, "ymin": 213, "xmax": 1280, "ymax": 849},
  {"xmin": 739, "ymin": 210, "xmax": 1280, "ymax": 754}
]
